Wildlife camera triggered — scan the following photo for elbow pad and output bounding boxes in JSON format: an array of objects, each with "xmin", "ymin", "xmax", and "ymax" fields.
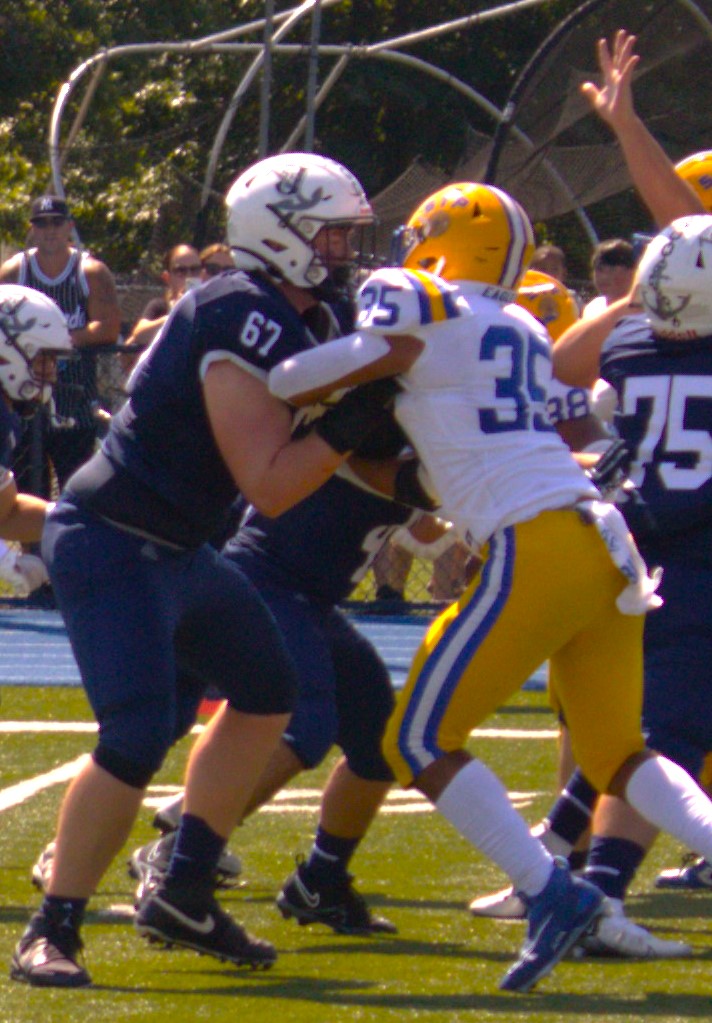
[{"xmin": 269, "ymin": 332, "xmax": 391, "ymax": 402}]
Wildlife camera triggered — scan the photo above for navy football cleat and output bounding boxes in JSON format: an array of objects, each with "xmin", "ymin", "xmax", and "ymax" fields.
[
  {"xmin": 135, "ymin": 885, "xmax": 276, "ymax": 968},
  {"xmin": 10, "ymin": 913, "xmax": 90, "ymax": 988},
  {"xmin": 655, "ymin": 854, "xmax": 712, "ymax": 890},
  {"xmin": 277, "ymin": 859, "xmax": 397, "ymax": 936},
  {"xmin": 500, "ymin": 858, "xmax": 604, "ymax": 994}
]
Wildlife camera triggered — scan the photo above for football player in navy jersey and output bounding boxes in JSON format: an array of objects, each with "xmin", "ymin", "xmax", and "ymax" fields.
[
  {"xmin": 0, "ymin": 284, "xmax": 72, "ymax": 590},
  {"xmin": 9, "ymin": 152, "xmax": 402, "ymax": 990},
  {"xmin": 544, "ymin": 216, "xmax": 712, "ymax": 955},
  {"xmin": 126, "ymin": 452, "xmax": 418, "ymax": 937}
]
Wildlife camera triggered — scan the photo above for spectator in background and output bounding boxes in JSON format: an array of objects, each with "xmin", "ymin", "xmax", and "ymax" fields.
[
  {"xmin": 139, "ymin": 243, "xmax": 202, "ymax": 321},
  {"xmin": 581, "ymin": 238, "xmax": 637, "ymax": 320},
  {"xmin": 530, "ymin": 243, "xmax": 568, "ymax": 282},
  {"xmin": 121, "ymin": 243, "xmax": 201, "ymax": 375},
  {"xmin": 0, "ymin": 195, "xmax": 121, "ymax": 493},
  {"xmin": 530, "ymin": 244, "xmax": 583, "ymax": 313},
  {"xmin": 199, "ymin": 242, "xmax": 235, "ymax": 280}
]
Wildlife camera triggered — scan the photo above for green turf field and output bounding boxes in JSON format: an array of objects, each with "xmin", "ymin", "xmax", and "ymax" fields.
[{"xmin": 1, "ymin": 684, "xmax": 711, "ymax": 1023}]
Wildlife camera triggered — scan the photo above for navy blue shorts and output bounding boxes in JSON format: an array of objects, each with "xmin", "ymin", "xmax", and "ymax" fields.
[
  {"xmin": 44, "ymin": 500, "xmax": 297, "ymax": 778},
  {"xmin": 643, "ymin": 554, "xmax": 712, "ymax": 778},
  {"xmin": 226, "ymin": 556, "xmax": 394, "ymax": 781}
]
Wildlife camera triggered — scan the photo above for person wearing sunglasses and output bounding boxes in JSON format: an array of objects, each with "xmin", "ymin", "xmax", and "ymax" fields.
[
  {"xmin": 0, "ymin": 194, "xmax": 121, "ymax": 494},
  {"xmin": 121, "ymin": 244, "xmax": 202, "ymax": 375},
  {"xmin": 199, "ymin": 242, "xmax": 235, "ymax": 280}
]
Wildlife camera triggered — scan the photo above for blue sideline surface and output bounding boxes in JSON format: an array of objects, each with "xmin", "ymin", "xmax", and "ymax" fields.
[{"xmin": 0, "ymin": 607, "xmax": 546, "ymax": 691}]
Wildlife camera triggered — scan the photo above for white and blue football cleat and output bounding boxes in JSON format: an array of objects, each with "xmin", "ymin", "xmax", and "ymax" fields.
[
  {"xmin": 655, "ymin": 855, "xmax": 712, "ymax": 890},
  {"xmin": 500, "ymin": 858, "xmax": 604, "ymax": 993}
]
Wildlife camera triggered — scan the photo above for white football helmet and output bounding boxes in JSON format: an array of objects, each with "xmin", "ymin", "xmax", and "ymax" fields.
[
  {"xmin": 0, "ymin": 285, "xmax": 72, "ymax": 402},
  {"xmin": 225, "ymin": 152, "xmax": 374, "ymax": 291},
  {"xmin": 636, "ymin": 215, "xmax": 712, "ymax": 339}
]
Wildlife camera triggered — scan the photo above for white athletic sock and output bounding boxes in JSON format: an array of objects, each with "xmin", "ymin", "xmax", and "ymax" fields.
[
  {"xmin": 626, "ymin": 755, "xmax": 712, "ymax": 861},
  {"xmin": 435, "ymin": 759, "xmax": 553, "ymax": 896},
  {"xmin": 532, "ymin": 820, "xmax": 573, "ymax": 858}
]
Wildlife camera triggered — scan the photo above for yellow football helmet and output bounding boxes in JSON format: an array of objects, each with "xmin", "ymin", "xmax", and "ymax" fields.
[
  {"xmin": 515, "ymin": 269, "xmax": 579, "ymax": 341},
  {"xmin": 675, "ymin": 151, "xmax": 712, "ymax": 213},
  {"xmin": 400, "ymin": 182, "xmax": 535, "ymax": 290}
]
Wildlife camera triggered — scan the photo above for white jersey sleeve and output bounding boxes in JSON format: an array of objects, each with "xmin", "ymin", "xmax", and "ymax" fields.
[{"xmin": 357, "ymin": 267, "xmax": 471, "ymax": 335}]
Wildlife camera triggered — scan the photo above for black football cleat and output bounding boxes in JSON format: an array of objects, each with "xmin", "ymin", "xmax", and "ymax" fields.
[
  {"xmin": 10, "ymin": 914, "xmax": 90, "ymax": 988},
  {"xmin": 135, "ymin": 885, "xmax": 275, "ymax": 969},
  {"xmin": 277, "ymin": 859, "xmax": 397, "ymax": 936}
]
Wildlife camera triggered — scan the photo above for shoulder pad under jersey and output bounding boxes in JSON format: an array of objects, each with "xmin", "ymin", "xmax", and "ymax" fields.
[
  {"xmin": 356, "ymin": 267, "xmax": 470, "ymax": 335},
  {"xmin": 601, "ymin": 313, "xmax": 651, "ymax": 355}
]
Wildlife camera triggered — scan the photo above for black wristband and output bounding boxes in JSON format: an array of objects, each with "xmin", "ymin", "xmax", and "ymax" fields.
[{"xmin": 314, "ymin": 378, "xmax": 399, "ymax": 455}]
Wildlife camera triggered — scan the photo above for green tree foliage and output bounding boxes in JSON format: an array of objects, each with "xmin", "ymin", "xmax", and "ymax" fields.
[{"xmin": 0, "ymin": 1, "xmax": 585, "ymax": 274}]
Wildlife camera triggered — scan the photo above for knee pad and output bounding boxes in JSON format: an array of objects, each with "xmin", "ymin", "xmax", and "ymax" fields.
[
  {"xmin": 344, "ymin": 747, "xmax": 394, "ymax": 783},
  {"xmin": 92, "ymin": 743, "xmax": 159, "ymax": 790}
]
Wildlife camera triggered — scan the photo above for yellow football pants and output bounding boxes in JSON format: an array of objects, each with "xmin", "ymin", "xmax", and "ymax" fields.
[{"xmin": 383, "ymin": 508, "xmax": 646, "ymax": 793}]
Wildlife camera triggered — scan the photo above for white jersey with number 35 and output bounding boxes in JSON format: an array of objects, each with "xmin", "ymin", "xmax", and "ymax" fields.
[{"xmin": 356, "ymin": 267, "xmax": 596, "ymax": 549}]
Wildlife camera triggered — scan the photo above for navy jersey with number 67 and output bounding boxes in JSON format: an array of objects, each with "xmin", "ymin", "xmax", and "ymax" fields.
[{"xmin": 70, "ymin": 270, "xmax": 322, "ymax": 548}]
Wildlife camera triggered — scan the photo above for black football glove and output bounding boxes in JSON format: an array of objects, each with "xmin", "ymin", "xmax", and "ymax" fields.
[
  {"xmin": 586, "ymin": 438, "xmax": 631, "ymax": 496},
  {"xmin": 314, "ymin": 378, "xmax": 400, "ymax": 455}
]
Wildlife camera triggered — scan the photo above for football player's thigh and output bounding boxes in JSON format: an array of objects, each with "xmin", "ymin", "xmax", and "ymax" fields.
[
  {"xmin": 391, "ymin": 520, "xmax": 576, "ymax": 753},
  {"xmin": 50, "ymin": 520, "xmax": 177, "ymax": 722},
  {"xmin": 175, "ymin": 554, "xmax": 296, "ymax": 714},
  {"xmin": 550, "ymin": 607, "xmax": 645, "ymax": 793}
]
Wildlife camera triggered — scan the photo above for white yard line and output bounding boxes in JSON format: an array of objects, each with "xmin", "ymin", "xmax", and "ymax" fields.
[
  {"xmin": 0, "ymin": 723, "xmax": 554, "ymax": 815},
  {"xmin": 0, "ymin": 754, "xmax": 90, "ymax": 811},
  {"xmin": 0, "ymin": 721, "xmax": 558, "ymax": 740}
]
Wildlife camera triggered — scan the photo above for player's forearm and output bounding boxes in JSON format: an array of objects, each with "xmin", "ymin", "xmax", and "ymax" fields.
[{"xmin": 612, "ymin": 113, "xmax": 704, "ymax": 227}]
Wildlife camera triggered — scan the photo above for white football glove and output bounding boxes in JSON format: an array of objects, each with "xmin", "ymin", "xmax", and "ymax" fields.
[{"xmin": 0, "ymin": 543, "xmax": 49, "ymax": 598}]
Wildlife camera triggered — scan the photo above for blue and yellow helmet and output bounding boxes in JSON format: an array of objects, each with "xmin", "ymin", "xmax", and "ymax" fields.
[{"xmin": 400, "ymin": 182, "xmax": 535, "ymax": 290}]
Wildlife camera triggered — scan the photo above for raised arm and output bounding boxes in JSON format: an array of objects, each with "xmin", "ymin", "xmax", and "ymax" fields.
[{"xmin": 583, "ymin": 30, "xmax": 704, "ymax": 227}]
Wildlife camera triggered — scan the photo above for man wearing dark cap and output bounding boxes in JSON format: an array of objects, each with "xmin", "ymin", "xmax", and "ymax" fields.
[{"xmin": 0, "ymin": 194, "xmax": 121, "ymax": 492}]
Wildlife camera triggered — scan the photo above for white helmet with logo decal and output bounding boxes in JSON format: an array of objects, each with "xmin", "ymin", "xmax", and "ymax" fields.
[
  {"xmin": 636, "ymin": 214, "xmax": 712, "ymax": 339},
  {"xmin": 0, "ymin": 285, "xmax": 72, "ymax": 402},
  {"xmin": 225, "ymin": 152, "xmax": 374, "ymax": 291}
]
